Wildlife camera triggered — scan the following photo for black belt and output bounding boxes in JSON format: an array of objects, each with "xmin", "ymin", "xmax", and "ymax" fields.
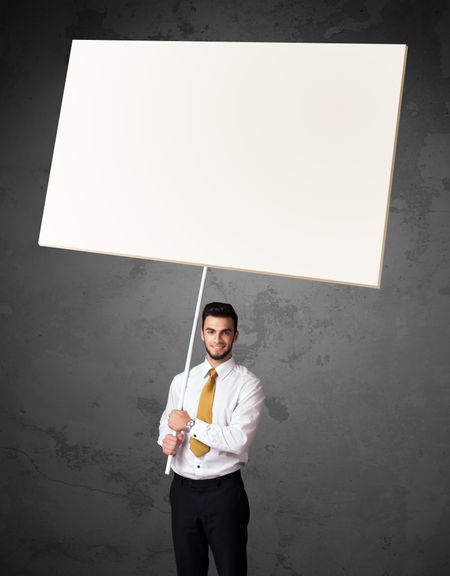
[{"xmin": 174, "ymin": 469, "xmax": 241, "ymax": 490}]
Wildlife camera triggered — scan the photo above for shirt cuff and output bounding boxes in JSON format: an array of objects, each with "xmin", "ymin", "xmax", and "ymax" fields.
[{"xmin": 189, "ymin": 418, "xmax": 210, "ymax": 443}]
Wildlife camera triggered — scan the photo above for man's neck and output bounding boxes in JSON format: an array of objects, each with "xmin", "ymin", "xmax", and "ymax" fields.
[{"xmin": 206, "ymin": 353, "xmax": 232, "ymax": 368}]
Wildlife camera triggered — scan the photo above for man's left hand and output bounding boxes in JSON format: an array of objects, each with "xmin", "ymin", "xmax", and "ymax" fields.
[{"xmin": 169, "ymin": 410, "xmax": 191, "ymax": 432}]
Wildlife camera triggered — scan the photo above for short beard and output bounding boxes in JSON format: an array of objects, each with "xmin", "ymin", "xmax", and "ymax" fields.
[{"xmin": 204, "ymin": 343, "xmax": 232, "ymax": 361}]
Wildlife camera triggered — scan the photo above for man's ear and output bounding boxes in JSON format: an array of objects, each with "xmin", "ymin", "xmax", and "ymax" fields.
[
  {"xmin": 233, "ymin": 330, "xmax": 239, "ymax": 343},
  {"xmin": 200, "ymin": 329, "xmax": 205, "ymax": 342}
]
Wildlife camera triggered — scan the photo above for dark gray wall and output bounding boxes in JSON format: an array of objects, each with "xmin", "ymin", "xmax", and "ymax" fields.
[{"xmin": 1, "ymin": 1, "xmax": 449, "ymax": 575}]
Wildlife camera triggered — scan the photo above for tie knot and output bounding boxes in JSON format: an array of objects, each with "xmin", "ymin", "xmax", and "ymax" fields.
[{"xmin": 209, "ymin": 368, "xmax": 218, "ymax": 380}]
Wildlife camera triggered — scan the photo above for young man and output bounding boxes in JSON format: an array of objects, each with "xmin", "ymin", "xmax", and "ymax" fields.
[{"xmin": 158, "ymin": 302, "xmax": 264, "ymax": 576}]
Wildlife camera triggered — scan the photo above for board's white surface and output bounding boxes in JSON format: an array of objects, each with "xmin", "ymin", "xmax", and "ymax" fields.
[{"xmin": 39, "ymin": 40, "xmax": 407, "ymax": 287}]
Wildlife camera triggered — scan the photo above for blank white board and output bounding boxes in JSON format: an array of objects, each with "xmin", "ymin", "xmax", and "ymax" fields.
[{"xmin": 39, "ymin": 40, "xmax": 407, "ymax": 287}]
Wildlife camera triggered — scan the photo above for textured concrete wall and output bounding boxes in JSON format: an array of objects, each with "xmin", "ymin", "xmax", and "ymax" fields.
[{"xmin": 1, "ymin": 1, "xmax": 449, "ymax": 575}]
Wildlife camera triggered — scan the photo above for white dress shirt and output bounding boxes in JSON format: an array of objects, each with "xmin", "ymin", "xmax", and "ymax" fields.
[{"xmin": 158, "ymin": 356, "xmax": 264, "ymax": 480}]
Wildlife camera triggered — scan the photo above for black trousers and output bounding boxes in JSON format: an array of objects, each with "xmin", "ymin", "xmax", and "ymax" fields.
[{"xmin": 170, "ymin": 469, "xmax": 250, "ymax": 576}]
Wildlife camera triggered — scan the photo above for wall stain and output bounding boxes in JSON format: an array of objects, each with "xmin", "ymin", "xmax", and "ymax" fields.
[
  {"xmin": 136, "ymin": 396, "xmax": 164, "ymax": 417},
  {"xmin": 316, "ymin": 354, "xmax": 330, "ymax": 366},
  {"xmin": 2, "ymin": 414, "xmax": 169, "ymax": 518},
  {"xmin": 280, "ymin": 350, "xmax": 307, "ymax": 369},
  {"xmin": 265, "ymin": 396, "xmax": 289, "ymax": 423},
  {"xmin": 66, "ymin": 8, "xmax": 124, "ymax": 39},
  {"xmin": 129, "ymin": 259, "xmax": 151, "ymax": 279},
  {"xmin": 46, "ymin": 426, "xmax": 115, "ymax": 471},
  {"xmin": 248, "ymin": 286, "xmax": 300, "ymax": 351}
]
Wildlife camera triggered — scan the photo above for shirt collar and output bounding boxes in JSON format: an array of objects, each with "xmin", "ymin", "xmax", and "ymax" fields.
[{"xmin": 203, "ymin": 356, "xmax": 236, "ymax": 381}]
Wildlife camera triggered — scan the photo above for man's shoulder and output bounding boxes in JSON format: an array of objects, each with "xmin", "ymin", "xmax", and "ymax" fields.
[
  {"xmin": 232, "ymin": 362, "xmax": 264, "ymax": 403},
  {"xmin": 233, "ymin": 361, "xmax": 262, "ymax": 386}
]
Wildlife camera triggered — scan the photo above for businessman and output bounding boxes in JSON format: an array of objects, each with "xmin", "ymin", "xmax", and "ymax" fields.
[{"xmin": 158, "ymin": 302, "xmax": 264, "ymax": 576}]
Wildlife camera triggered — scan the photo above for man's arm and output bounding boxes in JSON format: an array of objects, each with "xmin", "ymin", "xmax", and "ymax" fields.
[{"xmin": 169, "ymin": 377, "xmax": 264, "ymax": 455}]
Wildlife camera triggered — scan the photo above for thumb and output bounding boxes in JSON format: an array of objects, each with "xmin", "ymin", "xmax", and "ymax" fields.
[{"xmin": 177, "ymin": 432, "xmax": 184, "ymax": 441}]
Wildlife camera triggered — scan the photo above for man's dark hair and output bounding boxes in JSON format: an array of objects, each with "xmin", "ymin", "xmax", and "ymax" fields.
[{"xmin": 202, "ymin": 302, "xmax": 238, "ymax": 332}]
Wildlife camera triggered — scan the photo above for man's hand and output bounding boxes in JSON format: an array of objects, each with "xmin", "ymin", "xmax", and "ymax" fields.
[
  {"xmin": 169, "ymin": 409, "xmax": 191, "ymax": 432},
  {"xmin": 162, "ymin": 432, "xmax": 184, "ymax": 456}
]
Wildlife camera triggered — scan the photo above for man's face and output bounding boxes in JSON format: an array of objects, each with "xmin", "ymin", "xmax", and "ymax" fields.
[{"xmin": 201, "ymin": 315, "xmax": 238, "ymax": 364}]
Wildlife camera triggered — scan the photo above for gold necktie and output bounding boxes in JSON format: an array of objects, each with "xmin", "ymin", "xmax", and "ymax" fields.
[{"xmin": 189, "ymin": 368, "xmax": 218, "ymax": 457}]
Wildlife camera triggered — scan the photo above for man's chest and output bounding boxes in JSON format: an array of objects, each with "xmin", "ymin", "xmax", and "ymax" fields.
[{"xmin": 183, "ymin": 380, "xmax": 241, "ymax": 424}]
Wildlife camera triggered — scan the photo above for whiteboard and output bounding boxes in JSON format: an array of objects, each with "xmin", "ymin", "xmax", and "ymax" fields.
[{"xmin": 39, "ymin": 40, "xmax": 407, "ymax": 288}]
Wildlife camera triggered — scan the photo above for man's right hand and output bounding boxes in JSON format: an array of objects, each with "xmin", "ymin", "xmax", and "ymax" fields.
[{"xmin": 162, "ymin": 432, "xmax": 184, "ymax": 456}]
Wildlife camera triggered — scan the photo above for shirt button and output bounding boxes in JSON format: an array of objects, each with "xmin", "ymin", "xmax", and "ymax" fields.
[
  {"xmin": 193, "ymin": 434, "xmax": 197, "ymax": 437},
  {"xmin": 197, "ymin": 465, "xmax": 200, "ymax": 468}
]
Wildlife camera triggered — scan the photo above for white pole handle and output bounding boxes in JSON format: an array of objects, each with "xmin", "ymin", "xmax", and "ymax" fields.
[{"xmin": 165, "ymin": 266, "xmax": 208, "ymax": 475}]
